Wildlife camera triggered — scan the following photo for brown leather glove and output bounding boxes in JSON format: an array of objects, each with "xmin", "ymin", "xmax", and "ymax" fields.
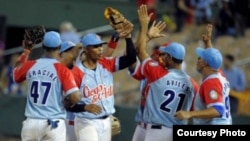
[
  {"xmin": 24, "ymin": 25, "xmax": 46, "ymax": 50},
  {"xmin": 110, "ymin": 115, "xmax": 121, "ymax": 136},
  {"xmin": 104, "ymin": 7, "xmax": 133, "ymax": 38}
]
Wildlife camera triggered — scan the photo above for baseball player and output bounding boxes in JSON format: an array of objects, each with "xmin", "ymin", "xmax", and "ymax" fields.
[
  {"xmin": 60, "ymin": 31, "xmax": 120, "ymax": 141},
  {"xmin": 135, "ymin": 5, "xmax": 196, "ymax": 141},
  {"xmin": 69, "ymin": 22, "xmax": 136, "ymax": 141},
  {"xmin": 175, "ymin": 24, "xmax": 232, "ymax": 125},
  {"xmin": 13, "ymin": 31, "xmax": 82, "ymax": 141}
]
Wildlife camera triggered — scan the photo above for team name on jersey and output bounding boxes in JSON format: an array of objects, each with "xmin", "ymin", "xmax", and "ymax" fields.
[
  {"xmin": 28, "ymin": 69, "xmax": 57, "ymax": 81},
  {"xmin": 84, "ymin": 84, "xmax": 113, "ymax": 103},
  {"xmin": 166, "ymin": 79, "xmax": 190, "ymax": 91}
]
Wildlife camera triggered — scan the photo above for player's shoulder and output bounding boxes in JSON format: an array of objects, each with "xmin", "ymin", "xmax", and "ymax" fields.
[
  {"xmin": 53, "ymin": 62, "xmax": 71, "ymax": 72},
  {"xmin": 98, "ymin": 56, "xmax": 115, "ymax": 64},
  {"xmin": 201, "ymin": 77, "xmax": 221, "ymax": 88},
  {"xmin": 21, "ymin": 60, "xmax": 37, "ymax": 68}
]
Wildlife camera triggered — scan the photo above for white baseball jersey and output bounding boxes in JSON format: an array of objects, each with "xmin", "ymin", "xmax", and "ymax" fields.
[
  {"xmin": 193, "ymin": 73, "xmax": 232, "ymax": 125},
  {"xmin": 140, "ymin": 58, "xmax": 195, "ymax": 127},
  {"xmin": 72, "ymin": 57, "xmax": 119, "ymax": 118},
  {"xmin": 13, "ymin": 58, "xmax": 79, "ymax": 119}
]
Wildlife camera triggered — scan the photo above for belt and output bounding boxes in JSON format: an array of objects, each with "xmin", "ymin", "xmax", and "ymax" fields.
[
  {"xmin": 98, "ymin": 115, "xmax": 109, "ymax": 119},
  {"xmin": 68, "ymin": 120, "xmax": 74, "ymax": 126},
  {"xmin": 138, "ymin": 122, "xmax": 162, "ymax": 129}
]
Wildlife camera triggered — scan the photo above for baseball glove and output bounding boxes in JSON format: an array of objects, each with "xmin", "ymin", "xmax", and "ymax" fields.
[
  {"xmin": 110, "ymin": 115, "xmax": 121, "ymax": 136},
  {"xmin": 104, "ymin": 7, "xmax": 125, "ymax": 27},
  {"xmin": 24, "ymin": 25, "xmax": 46, "ymax": 49},
  {"xmin": 104, "ymin": 7, "xmax": 133, "ymax": 38}
]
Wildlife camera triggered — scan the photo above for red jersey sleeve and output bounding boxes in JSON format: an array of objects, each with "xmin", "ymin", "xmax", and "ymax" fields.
[
  {"xmin": 54, "ymin": 63, "xmax": 79, "ymax": 96},
  {"xmin": 71, "ymin": 66, "xmax": 85, "ymax": 88},
  {"xmin": 13, "ymin": 60, "xmax": 36, "ymax": 83},
  {"xmin": 129, "ymin": 63, "xmax": 144, "ymax": 81},
  {"xmin": 200, "ymin": 78, "xmax": 224, "ymax": 107},
  {"xmin": 98, "ymin": 57, "xmax": 117, "ymax": 73},
  {"xmin": 141, "ymin": 58, "xmax": 168, "ymax": 83}
]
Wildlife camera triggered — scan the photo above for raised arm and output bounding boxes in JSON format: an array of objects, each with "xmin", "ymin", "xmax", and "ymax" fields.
[
  {"xmin": 202, "ymin": 24, "xmax": 213, "ymax": 49},
  {"xmin": 128, "ymin": 20, "xmax": 166, "ymax": 73},
  {"xmin": 136, "ymin": 5, "xmax": 152, "ymax": 62},
  {"xmin": 103, "ymin": 32, "xmax": 119, "ymax": 57}
]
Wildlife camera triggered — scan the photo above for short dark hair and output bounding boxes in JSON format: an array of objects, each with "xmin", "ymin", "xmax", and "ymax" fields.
[
  {"xmin": 225, "ymin": 54, "xmax": 234, "ymax": 62},
  {"xmin": 42, "ymin": 45, "xmax": 60, "ymax": 52},
  {"xmin": 166, "ymin": 53, "xmax": 183, "ymax": 64}
]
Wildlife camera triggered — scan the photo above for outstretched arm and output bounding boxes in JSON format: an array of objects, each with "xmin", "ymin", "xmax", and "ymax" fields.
[
  {"xmin": 14, "ymin": 40, "xmax": 33, "ymax": 67},
  {"xmin": 129, "ymin": 20, "xmax": 166, "ymax": 73},
  {"xmin": 136, "ymin": 5, "xmax": 152, "ymax": 62},
  {"xmin": 103, "ymin": 32, "xmax": 119, "ymax": 57},
  {"xmin": 117, "ymin": 22, "xmax": 137, "ymax": 70},
  {"xmin": 202, "ymin": 24, "xmax": 213, "ymax": 49}
]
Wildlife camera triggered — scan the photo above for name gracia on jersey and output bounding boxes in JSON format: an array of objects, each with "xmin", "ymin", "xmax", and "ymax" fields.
[{"xmin": 83, "ymin": 84, "xmax": 113, "ymax": 103}]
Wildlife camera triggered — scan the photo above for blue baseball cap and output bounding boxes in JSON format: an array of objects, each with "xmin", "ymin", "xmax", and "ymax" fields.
[
  {"xmin": 43, "ymin": 31, "xmax": 62, "ymax": 48},
  {"xmin": 81, "ymin": 33, "xmax": 107, "ymax": 47},
  {"xmin": 159, "ymin": 42, "xmax": 185, "ymax": 60},
  {"xmin": 195, "ymin": 47, "xmax": 223, "ymax": 70},
  {"xmin": 60, "ymin": 41, "xmax": 76, "ymax": 53},
  {"xmin": 60, "ymin": 31, "xmax": 80, "ymax": 44}
]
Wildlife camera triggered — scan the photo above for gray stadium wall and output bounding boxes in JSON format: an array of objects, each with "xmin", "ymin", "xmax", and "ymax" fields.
[{"xmin": 0, "ymin": 0, "xmax": 137, "ymax": 30}]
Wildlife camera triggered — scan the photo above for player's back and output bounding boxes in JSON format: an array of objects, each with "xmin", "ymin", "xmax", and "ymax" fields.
[
  {"xmin": 193, "ymin": 73, "xmax": 232, "ymax": 125},
  {"xmin": 143, "ymin": 69, "xmax": 195, "ymax": 127},
  {"xmin": 25, "ymin": 58, "xmax": 68, "ymax": 119}
]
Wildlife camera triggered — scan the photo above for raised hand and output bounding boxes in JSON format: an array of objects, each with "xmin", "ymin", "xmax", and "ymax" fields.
[
  {"xmin": 137, "ymin": 4, "xmax": 153, "ymax": 28},
  {"xmin": 202, "ymin": 24, "xmax": 213, "ymax": 43},
  {"xmin": 147, "ymin": 21, "xmax": 167, "ymax": 40},
  {"xmin": 116, "ymin": 20, "xmax": 134, "ymax": 38}
]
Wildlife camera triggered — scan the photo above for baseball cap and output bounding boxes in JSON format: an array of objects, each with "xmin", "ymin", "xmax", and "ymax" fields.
[
  {"xmin": 195, "ymin": 47, "xmax": 223, "ymax": 70},
  {"xmin": 60, "ymin": 41, "xmax": 76, "ymax": 53},
  {"xmin": 60, "ymin": 31, "xmax": 80, "ymax": 44},
  {"xmin": 81, "ymin": 33, "xmax": 107, "ymax": 47},
  {"xmin": 43, "ymin": 31, "xmax": 62, "ymax": 48},
  {"xmin": 159, "ymin": 42, "xmax": 185, "ymax": 60}
]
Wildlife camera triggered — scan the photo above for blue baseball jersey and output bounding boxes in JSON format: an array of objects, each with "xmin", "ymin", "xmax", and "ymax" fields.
[
  {"xmin": 13, "ymin": 58, "xmax": 79, "ymax": 119},
  {"xmin": 193, "ymin": 73, "xmax": 232, "ymax": 125},
  {"xmin": 140, "ymin": 58, "xmax": 195, "ymax": 127},
  {"xmin": 72, "ymin": 57, "xmax": 119, "ymax": 119}
]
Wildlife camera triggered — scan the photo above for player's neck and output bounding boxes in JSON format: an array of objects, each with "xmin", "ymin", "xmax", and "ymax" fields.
[
  {"xmin": 201, "ymin": 69, "xmax": 218, "ymax": 80},
  {"xmin": 168, "ymin": 64, "xmax": 181, "ymax": 70},
  {"xmin": 82, "ymin": 59, "xmax": 97, "ymax": 70},
  {"xmin": 43, "ymin": 52, "xmax": 59, "ymax": 59}
]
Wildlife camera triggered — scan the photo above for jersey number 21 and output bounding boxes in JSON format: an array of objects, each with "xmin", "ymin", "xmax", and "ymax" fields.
[{"xmin": 160, "ymin": 90, "xmax": 186, "ymax": 113}]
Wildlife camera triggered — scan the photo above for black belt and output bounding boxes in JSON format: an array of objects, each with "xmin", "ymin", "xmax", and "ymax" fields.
[
  {"xmin": 98, "ymin": 115, "xmax": 109, "ymax": 119},
  {"xmin": 138, "ymin": 122, "xmax": 162, "ymax": 129}
]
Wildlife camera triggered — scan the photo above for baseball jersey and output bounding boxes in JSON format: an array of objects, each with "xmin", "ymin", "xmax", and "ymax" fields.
[
  {"xmin": 72, "ymin": 57, "xmax": 119, "ymax": 119},
  {"xmin": 193, "ymin": 73, "xmax": 232, "ymax": 125},
  {"xmin": 139, "ymin": 58, "xmax": 195, "ymax": 127},
  {"xmin": 128, "ymin": 62, "xmax": 147, "ymax": 123},
  {"xmin": 13, "ymin": 58, "xmax": 79, "ymax": 119}
]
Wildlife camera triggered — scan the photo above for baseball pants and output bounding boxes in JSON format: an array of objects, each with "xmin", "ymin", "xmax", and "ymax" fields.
[
  {"xmin": 132, "ymin": 122, "xmax": 173, "ymax": 141},
  {"xmin": 21, "ymin": 118, "xmax": 66, "ymax": 141},
  {"xmin": 66, "ymin": 120, "xmax": 77, "ymax": 141},
  {"xmin": 74, "ymin": 116, "xmax": 111, "ymax": 141}
]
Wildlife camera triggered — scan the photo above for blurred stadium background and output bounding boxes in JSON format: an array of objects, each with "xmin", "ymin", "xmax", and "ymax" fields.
[{"xmin": 1, "ymin": 0, "xmax": 250, "ymax": 141}]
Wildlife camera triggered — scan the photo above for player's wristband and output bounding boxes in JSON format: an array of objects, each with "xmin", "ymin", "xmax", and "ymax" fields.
[
  {"xmin": 108, "ymin": 32, "xmax": 119, "ymax": 49},
  {"xmin": 17, "ymin": 49, "xmax": 30, "ymax": 63}
]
